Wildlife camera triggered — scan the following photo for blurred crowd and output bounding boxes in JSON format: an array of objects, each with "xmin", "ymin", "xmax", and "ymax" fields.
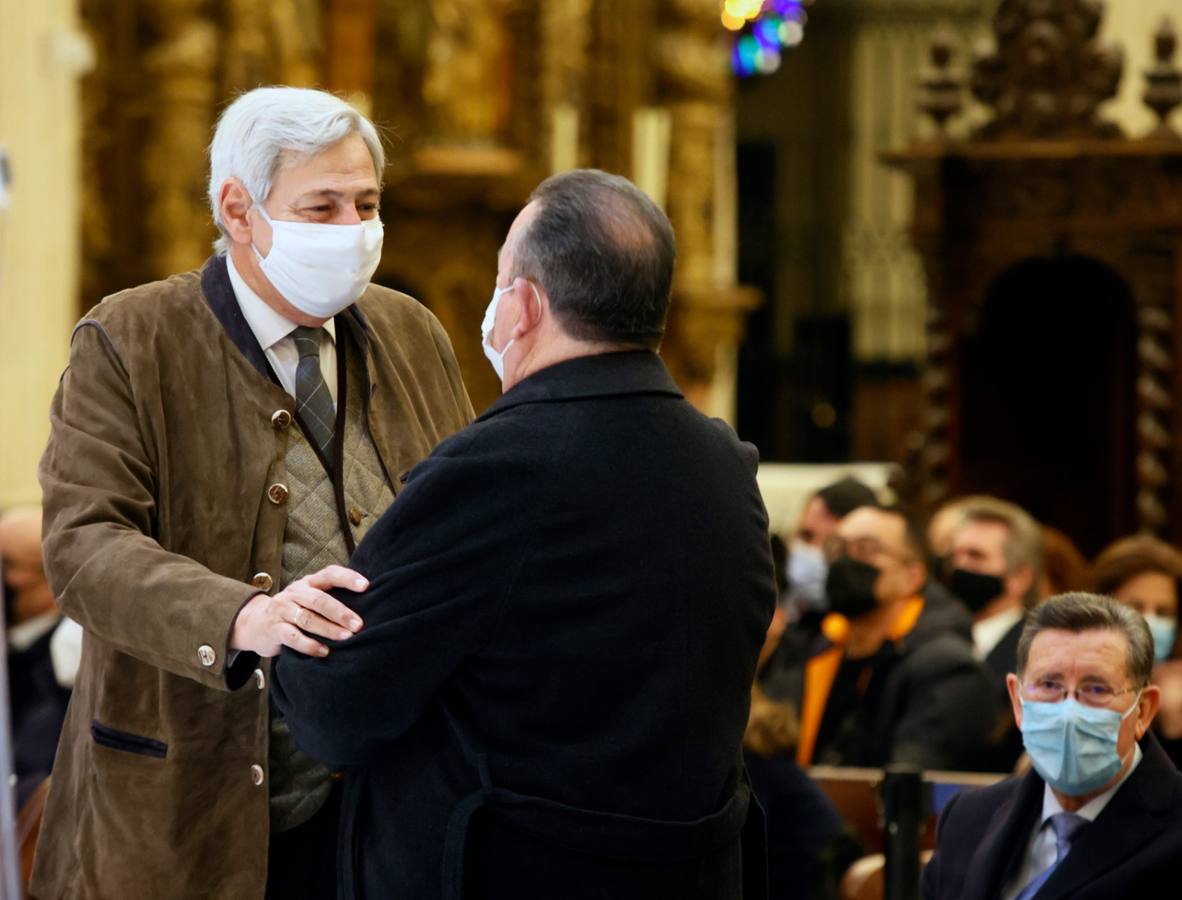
[{"xmin": 742, "ymin": 477, "xmax": 1182, "ymax": 897}]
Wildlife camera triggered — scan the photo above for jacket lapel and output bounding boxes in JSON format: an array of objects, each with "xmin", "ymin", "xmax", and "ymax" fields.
[
  {"xmin": 200, "ymin": 255, "xmax": 277, "ymax": 381},
  {"xmin": 960, "ymin": 771, "xmax": 1042, "ymax": 900},
  {"xmin": 1037, "ymin": 736, "xmax": 1174, "ymax": 899}
]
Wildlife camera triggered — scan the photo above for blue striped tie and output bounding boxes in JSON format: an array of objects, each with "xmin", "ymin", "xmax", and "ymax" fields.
[{"xmin": 1014, "ymin": 812, "xmax": 1088, "ymax": 900}]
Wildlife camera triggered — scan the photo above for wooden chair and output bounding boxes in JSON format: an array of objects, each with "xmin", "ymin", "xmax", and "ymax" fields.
[{"xmin": 808, "ymin": 767, "xmax": 1004, "ymax": 900}]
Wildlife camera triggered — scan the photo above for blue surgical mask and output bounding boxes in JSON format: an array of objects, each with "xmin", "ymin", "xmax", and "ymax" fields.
[
  {"xmin": 787, "ymin": 541, "xmax": 828, "ymax": 612},
  {"xmin": 1145, "ymin": 614, "xmax": 1177, "ymax": 663},
  {"xmin": 481, "ymin": 284, "xmax": 515, "ymax": 380},
  {"xmin": 1020, "ymin": 692, "xmax": 1141, "ymax": 796}
]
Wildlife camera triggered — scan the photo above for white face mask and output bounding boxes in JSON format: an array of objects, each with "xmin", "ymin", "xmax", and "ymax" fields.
[
  {"xmin": 481, "ymin": 284, "xmax": 515, "ymax": 380},
  {"xmin": 252, "ymin": 201, "xmax": 384, "ymax": 319}
]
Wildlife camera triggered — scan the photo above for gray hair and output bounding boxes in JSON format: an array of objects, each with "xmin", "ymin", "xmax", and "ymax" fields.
[
  {"xmin": 207, "ymin": 86, "xmax": 385, "ymax": 253},
  {"xmin": 957, "ymin": 496, "xmax": 1043, "ymax": 607},
  {"xmin": 510, "ymin": 169, "xmax": 675, "ymax": 348},
  {"xmin": 1016, "ymin": 591, "xmax": 1155, "ymax": 686}
]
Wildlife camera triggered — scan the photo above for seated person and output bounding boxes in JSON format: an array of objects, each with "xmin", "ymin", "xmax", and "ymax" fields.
[
  {"xmin": 1, "ymin": 507, "xmax": 71, "ymax": 807},
  {"xmin": 747, "ymin": 607, "xmax": 862, "ymax": 899},
  {"xmin": 762, "ymin": 477, "xmax": 877, "ymax": 700},
  {"xmin": 791, "ymin": 505, "xmax": 996, "ymax": 770},
  {"xmin": 923, "ymin": 593, "xmax": 1182, "ymax": 899},
  {"xmin": 785, "ymin": 477, "xmax": 878, "ymax": 622},
  {"xmin": 1090, "ymin": 534, "xmax": 1182, "ymax": 768},
  {"xmin": 947, "ymin": 497, "xmax": 1042, "ymax": 771}
]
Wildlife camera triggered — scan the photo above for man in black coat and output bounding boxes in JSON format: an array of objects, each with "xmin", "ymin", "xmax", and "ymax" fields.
[
  {"xmin": 946, "ymin": 496, "xmax": 1043, "ymax": 773},
  {"xmin": 924, "ymin": 593, "xmax": 1182, "ymax": 899},
  {"xmin": 786, "ymin": 505, "xmax": 996, "ymax": 771},
  {"xmin": 273, "ymin": 168, "xmax": 777, "ymax": 900}
]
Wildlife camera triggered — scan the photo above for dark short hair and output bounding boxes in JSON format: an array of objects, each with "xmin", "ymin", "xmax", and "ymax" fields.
[
  {"xmin": 815, "ymin": 477, "xmax": 878, "ymax": 519},
  {"xmin": 1016, "ymin": 592, "xmax": 1155, "ymax": 686},
  {"xmin": 878, "ymin": 505, "xmax": 926, "ymax": 565},
  {"xmin": 1090, "ymin": 534, "xmax": 1182, "ymax": 597},
  {"xmin": 510, "ymin": 169, "xmax": 675, "ymax": 348}
]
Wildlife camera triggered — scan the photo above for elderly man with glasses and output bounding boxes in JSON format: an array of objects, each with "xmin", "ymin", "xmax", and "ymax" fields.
[
  {"xmin": 924, "ymin": 592, "xmax": 1182, "ymax": 899},
  {"xmin": 788, "ymin": 505, "xmax": 995, "ymax": 770}
]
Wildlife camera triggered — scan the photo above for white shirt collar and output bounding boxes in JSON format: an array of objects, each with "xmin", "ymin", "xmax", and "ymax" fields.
[
  {"xmin": 1039, "ymin": 740, "xmax": 1143, "ymax": 824},
  {"xmin": 972, "ymin": 605, "xmax": 1025, "ymax": 661},
  {"xmin": 8, "ymin": 611, "xmax": 61, "ymax": 651},
  {"xmin": 225, "ymin": 253, "xmax": 335, "ymax": 352}
]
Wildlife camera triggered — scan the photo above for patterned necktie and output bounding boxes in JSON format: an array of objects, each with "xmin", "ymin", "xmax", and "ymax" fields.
[
  {"xmin": 291, "ymin": 326, "xmax": 335, "ymax": 467},
  {"xmin": 1014, "ymin": 812, "xmax": 1089, "ymax": 900}
]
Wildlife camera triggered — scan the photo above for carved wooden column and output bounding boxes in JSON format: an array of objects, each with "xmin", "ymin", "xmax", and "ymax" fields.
[
  {"xmin": 655, "ymin": 0, "xmax": 759, "ymax": 417},
  {"xmin": 141, "ymin": 0, "xmax": 219, "ymax": 279}
]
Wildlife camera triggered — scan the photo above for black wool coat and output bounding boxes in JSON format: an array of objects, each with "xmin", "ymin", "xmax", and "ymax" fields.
[
  {"xmin": 273, "ymin": 350, "xmax": 777, "ymax": 900},
  {"xmin": 923, "ymin": 731, "xmax": 1182, "ymax": 899}
]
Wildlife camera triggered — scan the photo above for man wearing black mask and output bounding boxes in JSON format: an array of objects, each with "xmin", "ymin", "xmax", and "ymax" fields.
[
  {"xmin": 948, "ymin": 496, "xmax": 1043, "ymax": 770},
  {"xmin": 793, "ymin": 506, "xmax": 996, "ymax": 770}
]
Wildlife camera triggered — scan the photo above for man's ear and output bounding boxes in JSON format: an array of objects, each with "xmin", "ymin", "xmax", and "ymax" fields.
[
  {"xmin": 1008, "ymin": 563, "xmax": 1034, "ymax": 602},
  {"xmin": 509, "ymin": 277, "xmax": 545, "ymax": 339},
  {"xmin": 1136, "ymin": 684, "xmax": 1162, "ymax": 739},
  {"xmin": 904, "ymin": 560, "xmax": 926, "ymax": 598},
  {"xmin": 219, "ymin": 178, "xmax": 254, "ymax": 247},
  {"xmin": 1007, "ymin": 673, "xmax": 1024, "ymax": 728}
]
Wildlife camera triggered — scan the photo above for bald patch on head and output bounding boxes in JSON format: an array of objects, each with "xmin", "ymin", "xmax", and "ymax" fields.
[{"xmin": 0, "ymin": 506, "xmax": 42, "ymax": 553}]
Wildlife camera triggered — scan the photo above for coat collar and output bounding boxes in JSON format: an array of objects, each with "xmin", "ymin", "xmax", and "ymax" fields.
[
  {"xmin": 1037, "ymin": 731, "xmax": 1177, "ymax": 899},
  {"xmin": 959, "ymin": 764, "xmax": 1044, "ymax": 900},
  {"xmin": 200, "ymin": 254, "xmax": 374, "ymax": 383},
  {"xmin": 959, "ymin": 732, "xmax": 1177, "ymax": 900},
  {"xmin": 476, "ymin": 350, "xmax": 683, "ymax": 423}
]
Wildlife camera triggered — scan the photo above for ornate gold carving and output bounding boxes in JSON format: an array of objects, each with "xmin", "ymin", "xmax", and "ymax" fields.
[
  {"xmin": 141, "ymin": 0, "xmax": 219, "ymax": 278},
  {"xmin": 971, "ymin": 0, "xmax": 1123, "ymax": 139},
  {"xmin": 423, "ymin": 0, "xmax": 515, "ymax": 144}
]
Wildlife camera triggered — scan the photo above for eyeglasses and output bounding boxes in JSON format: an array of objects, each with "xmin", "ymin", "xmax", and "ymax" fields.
[
  {"xmin": 822, "ymin": 534, "xmax": 912, "ymax": 565},
  {"xmin": 1020, "ymin": 678, "xmax": 1143, "ymax": 709}
]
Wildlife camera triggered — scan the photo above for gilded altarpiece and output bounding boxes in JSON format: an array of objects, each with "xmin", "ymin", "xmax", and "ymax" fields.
[{"xmin": 78, "ymin": 0, "xmax": 756, "ymax": 416}]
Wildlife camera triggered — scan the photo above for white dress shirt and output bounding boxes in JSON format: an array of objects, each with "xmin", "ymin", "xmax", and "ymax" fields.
[
  {"xmin": 973, "ymin": 606, "xmax": 1025, "ymax": 662},
  {"xmin": 226, "ymin": 254, "xmax": 338, "ymax": 408},
  {"xmin": 1001, "ymin": 742, "xmax": 1143, "ymax": 899}
]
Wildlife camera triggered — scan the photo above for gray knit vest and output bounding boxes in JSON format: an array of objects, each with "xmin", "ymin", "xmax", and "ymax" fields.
[{"xmin": 269, "ymin": 344, "xmax": 395, "ymax": 833}]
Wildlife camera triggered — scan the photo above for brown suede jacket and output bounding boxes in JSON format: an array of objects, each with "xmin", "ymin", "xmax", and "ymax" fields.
[{"xmin": 30, "ymin": 257, "xmax": 473, "ymax": 899}]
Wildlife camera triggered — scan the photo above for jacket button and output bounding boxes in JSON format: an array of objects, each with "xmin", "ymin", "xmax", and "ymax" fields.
[
  {"xmin": 197, "ymin": 645, "xmax": 216, "ymax": 667},
  {"xmin": 267, "ymin": 483, "xmax": 289, "ymax": 505},
  {"xmin": 348, "ymin": 506, "xmax": 363, "ymax": 526},
  {"xmin": 253, "ymin": 668, "xmax": 266, "ymax": 690},
  {"xmin": 271, "ymin": 409, "xmax": 292, "ymax": 430},
  {"xmin": 251, "ymin": 764, "xmax": 265, "ymax": 786},
  {"xmin": 251, "ymin": 572, "xmax": 274, "ymax": 592}
]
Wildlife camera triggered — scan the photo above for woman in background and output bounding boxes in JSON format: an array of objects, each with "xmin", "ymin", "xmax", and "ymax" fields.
[{"xmin": 1090, "ymin": 534, "xmax": 1182, "ymax": 767}]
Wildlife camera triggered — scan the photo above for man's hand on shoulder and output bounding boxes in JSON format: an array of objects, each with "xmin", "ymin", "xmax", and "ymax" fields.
[{"xmin": 230, "ymin": 564, "xmax": 367, "ymax": 658}]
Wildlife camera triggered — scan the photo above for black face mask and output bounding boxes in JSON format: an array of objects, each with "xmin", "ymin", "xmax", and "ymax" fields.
[
  {"xmin": 949, "ymin": 568, "xmax": 1005, "ymax": 613},
  {"xmin": 825, "ymin": 556, "xmax": 881, "ymax": 621}
]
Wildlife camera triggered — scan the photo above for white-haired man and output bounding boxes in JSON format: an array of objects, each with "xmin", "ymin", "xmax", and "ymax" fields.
[{"xmin": 31, "ymin": 87, "xmax": 473, "ymax": 900}]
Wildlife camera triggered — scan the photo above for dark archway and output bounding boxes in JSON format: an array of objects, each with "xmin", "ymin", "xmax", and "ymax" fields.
[{"xmin": 959, "ymin": 256, "xmax": 1136, "ymax": 557}]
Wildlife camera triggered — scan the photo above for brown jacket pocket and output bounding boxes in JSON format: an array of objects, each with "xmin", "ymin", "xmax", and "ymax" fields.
[{"xmin": 90, "ymin": 720, "xmax": 168, "ymax": 759}]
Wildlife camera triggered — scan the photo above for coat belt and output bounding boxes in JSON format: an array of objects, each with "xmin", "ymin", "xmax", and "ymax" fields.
[{"xmin": 441, "ymin": 755, "xmax": 768, "ymax": 900}]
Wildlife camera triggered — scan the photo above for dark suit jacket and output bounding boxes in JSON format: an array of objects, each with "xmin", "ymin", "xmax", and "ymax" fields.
[
  {"xmin": 980, "ymin": 618, "xmax": 1025, "ymax": 772},
  {"xmin": 273, "ymin": 351, "xmax": 776, "ymax": 900},
  {"xmin": 923, "ymin": 732, "xmax": 1182, "ymax": 899}
]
